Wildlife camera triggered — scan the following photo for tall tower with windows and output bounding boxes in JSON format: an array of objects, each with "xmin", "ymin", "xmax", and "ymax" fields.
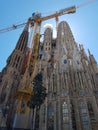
[
  {"xmin": 0, "ymin": 20, "xmax": 98, "ymax": 130},
  {"xmin": 44, "ymin": 26, "xmax": 52, "ymax": 51},
  {"xmin": 38, "ymin": 21, "xmax": 98, "ymax": 130},
  {"xmin": 0, "ymin": 24, "xmax": 29, "ymax": 128}
]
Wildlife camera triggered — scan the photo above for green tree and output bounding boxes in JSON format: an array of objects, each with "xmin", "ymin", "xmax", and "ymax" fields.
[{"xmin": 27, "ymin": 72, "xmax": 47, "ymax": 130}]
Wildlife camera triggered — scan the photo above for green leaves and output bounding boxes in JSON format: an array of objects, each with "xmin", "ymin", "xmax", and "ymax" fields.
[{"xmin": 27, "ymin": 72, "xmax": 47, "ymax": 109}]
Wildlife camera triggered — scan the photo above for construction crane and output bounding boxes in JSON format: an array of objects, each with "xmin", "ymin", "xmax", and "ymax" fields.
[
  {"xmin": 0, "ymin": 0, "xmax": 96, "ymax": 113},
  {"xmin": 0, "ymin": 0, "xmax": 96, "ymax": 34},
  {"xmin": 8, "ymin": 0, "xmax": 97, "ymax": 113},
  {"xmin": 15, "ymin": 5, "xmax": 76, "ymax": 113},
  {"xmin": 0, "ymin": 6, "xmax": 76, "ymax": 34}
]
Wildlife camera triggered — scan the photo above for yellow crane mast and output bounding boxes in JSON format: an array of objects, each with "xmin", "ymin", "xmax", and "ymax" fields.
[{"xmin": 15, "ymin": 5, "xmax": 76, "ymax": 113}]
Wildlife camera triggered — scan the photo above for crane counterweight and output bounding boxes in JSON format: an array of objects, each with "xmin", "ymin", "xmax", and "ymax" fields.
[{"xmin": 59, "ymin": 6, "xmax": 76, "ymax": 15}]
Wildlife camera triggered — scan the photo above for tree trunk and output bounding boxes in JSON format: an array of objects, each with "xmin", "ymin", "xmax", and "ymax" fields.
[{"xmin": 32, "ymin": 106, "xmax": 36, "ymax": 130}]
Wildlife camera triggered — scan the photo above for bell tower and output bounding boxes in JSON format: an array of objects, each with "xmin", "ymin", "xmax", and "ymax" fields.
[
  {"xmin": 38, "ymin": 21, "xmax": 98, "ymax": 130},
  {"xmin": 0, "ymin": 24, "xmax": 29, "ymax": 128}
]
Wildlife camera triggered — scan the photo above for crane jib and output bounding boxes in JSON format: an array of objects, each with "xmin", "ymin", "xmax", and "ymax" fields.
[
  {"xmin": 0, "ymin": 0, "xmax": 97, "ymax": 34},
  {"xmin": 59, "ymin": 6, "xmax": 76, "ymax": 15}
]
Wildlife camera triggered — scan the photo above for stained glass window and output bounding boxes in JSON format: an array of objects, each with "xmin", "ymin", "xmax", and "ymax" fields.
[
  {"xmin": 62, "ymin": 101, "xmax": 69, "ymax": 122},
  {"xmin": 47, "ymin": 104, "xmax": 54, "ymax": 130},
  {"xmin": 43, "ymin": 105, "xmax": 45, "ymax": 123},
  {"xmin": 87, "ymin": 101, "xmax": 95, "ymax": 122},
  {"xmin": 64, "ymin": 59, "xmax": 67, "ymax": 64},
  {"xmin": 79, "ymin": 101, "xmax": 90, "ymax": 130},
  {"xmin": 48, "ymin": 104, "xmax": 54, "ymax": 118},
  {"xmin": 62, "ymin": 101, "xmax": 70, "ymax": 130},
  {"xmin": 71, "ymin": 101, "xmax": 77, "ymax": 130}
]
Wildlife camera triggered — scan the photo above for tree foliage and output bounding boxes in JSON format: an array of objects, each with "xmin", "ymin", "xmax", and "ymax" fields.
[{"xmin": 27, "ymin": 72, "xmax": 47, "ymax": 109}]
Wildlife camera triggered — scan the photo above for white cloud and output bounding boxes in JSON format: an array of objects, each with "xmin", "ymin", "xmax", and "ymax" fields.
[
  {"xmin": 44, "ymin": 23, "xmax": 53, "ymax": 30},
  {"xmin": 43, "ymin": 23, "xmax": 57, "ymax": 38}
]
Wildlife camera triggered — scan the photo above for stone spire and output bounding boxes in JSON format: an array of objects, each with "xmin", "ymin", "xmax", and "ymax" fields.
[
  {"xmin": 7, "ymin": 23, "xmax": 29, "ymax": 71},
  {"xmin": 0, "ymin": 23, "xmax": 29, "ymax": 128}
]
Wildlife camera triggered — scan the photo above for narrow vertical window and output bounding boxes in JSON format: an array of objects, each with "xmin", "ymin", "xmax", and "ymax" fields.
[
  {"xmin": 43, "ymin": 105, "xmax": 45, "ymax": 123},
  {"xmin": 62, "ymin": 101, "xmax": 70, "ymax": 130},
  {"xmin": 87, "ymin": 101, "xmax": 95, "ymax": 122},
  {"xmin": 71, "ymin": 101, "xmax": 77, "ymax": 130},
  {"xmin": 47, "ymin": 103, "xmax": 54, "ymax": 130},
  {"xmin": 79, "ymin": 101, "xmax": 90, "ymax": 130},
  {"xmin": 62, "ymin": 101, "xmax": 69, "ymax": 122}
]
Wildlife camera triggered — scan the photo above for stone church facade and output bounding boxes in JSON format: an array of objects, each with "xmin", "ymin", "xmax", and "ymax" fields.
[
  {"xmin": 0, "ymin": 21, "xmax": 98, "ymax": 130},
  {"xmin": 38, "ymin": 21, "xmax": 98, "ymax": 130}
]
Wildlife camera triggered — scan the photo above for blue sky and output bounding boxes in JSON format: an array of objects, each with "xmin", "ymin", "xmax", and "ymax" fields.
[{"xmin": 0, "ymin": 0, "xmax": 98, "ymax": 71}]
